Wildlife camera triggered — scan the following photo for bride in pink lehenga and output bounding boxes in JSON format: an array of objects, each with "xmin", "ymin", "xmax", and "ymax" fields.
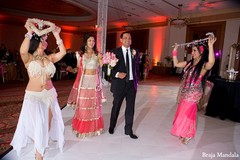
[
  {"xmin": 171, "ymin": 35, "xmax": 216, "ymax": 144},
  {"xmin": 67, "ymin": 34, "xmax": 105, "ymax": 138}
]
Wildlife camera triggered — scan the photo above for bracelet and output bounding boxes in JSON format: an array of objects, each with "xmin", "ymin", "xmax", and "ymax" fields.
[
  {"xmin": 73, "ymin": 68, "xmax": 78, "ymax": 73},
  {"xmin": 172, "ymin": 50, "xmax": 177, "ymax": 57},
  {"xmin": 56, "ymin": 39, "xmax": 63, "ymax": 46},
  {"xmin": 25, "ymin": 33, "xmax": 32, "ymax": 39}
]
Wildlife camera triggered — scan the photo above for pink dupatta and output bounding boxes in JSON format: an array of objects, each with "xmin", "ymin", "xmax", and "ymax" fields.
[{"xmin": 67, "ymin": 54, "xmax": 106, "ymax": 107}]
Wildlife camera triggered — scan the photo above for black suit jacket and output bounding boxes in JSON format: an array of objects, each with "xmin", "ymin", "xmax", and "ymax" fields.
[
  {"xmin": 65, "ymin": 53, "xmax": 77, "ymax": 68},
  {"xmin": 110, "ymin": 47, "xmax": 139, "ymax": 93}
]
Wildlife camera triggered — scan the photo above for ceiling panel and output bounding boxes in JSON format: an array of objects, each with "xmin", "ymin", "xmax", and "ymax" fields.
[{"xmin": 0, "ymin": 0, "xmax": 239, "ymax": 33}]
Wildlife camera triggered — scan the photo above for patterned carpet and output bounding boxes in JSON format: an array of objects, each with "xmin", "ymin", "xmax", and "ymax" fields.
[{"xmin": 0, "ymin": 79, "xmax": 74, "ymax": 158}]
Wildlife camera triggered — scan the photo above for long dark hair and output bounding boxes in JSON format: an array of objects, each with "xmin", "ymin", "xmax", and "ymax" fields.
[
  {"xmin": 184, "ymin": 44, "xmax": 210, "ymax": 87},
  {"xmin": 28, "ymin": 34, "xmax": 41, "ymax": 54},
  {"xmin": 80, "ymin": 34, "xmax": 98, "ymax": 57}
]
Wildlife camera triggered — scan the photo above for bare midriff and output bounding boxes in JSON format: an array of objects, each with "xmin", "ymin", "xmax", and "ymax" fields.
[
  {"xmin": 84, "ymin": 69, "xmax": 96, "ymax": 75},
  {"xmin": 26, "ymin": 77, "xmax": 54, "ymax": 91}
]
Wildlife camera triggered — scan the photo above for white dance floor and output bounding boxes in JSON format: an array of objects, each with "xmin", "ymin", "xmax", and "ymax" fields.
[{"xmin": 3, "ymin": 84, "xmax": 240, "ymax": 160}]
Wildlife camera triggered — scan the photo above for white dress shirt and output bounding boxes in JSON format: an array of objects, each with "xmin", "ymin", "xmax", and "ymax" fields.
[{"xmin": 122, "ymin": 46, "xmax": 133, "ymax": 80}]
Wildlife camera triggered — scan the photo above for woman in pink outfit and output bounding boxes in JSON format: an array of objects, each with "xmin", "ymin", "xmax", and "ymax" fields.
[
  {"xmin": 67, "ymin": 34, "xmax": 105, "ymax": 138},
  {"xmin": 171, "ymin": 35, "xmax": 216, "ymax": 144}
]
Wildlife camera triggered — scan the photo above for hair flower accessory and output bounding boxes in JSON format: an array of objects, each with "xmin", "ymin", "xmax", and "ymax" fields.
[
  {"xmin": 103, "ymin": 52, "xmax": 119, "ymax": 75},
  {"xmin": 199, "ymin": 45, "xmax": 204, "ymax": 53}
]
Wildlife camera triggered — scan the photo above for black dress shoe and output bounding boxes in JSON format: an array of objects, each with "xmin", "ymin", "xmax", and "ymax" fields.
[
  {"xmin": 108, "ymin": 128, "xmax": 114, "ymax": 134},
  {"xmin": 125, "ymin": 133, "xmax": 138, "ymax": 139}
]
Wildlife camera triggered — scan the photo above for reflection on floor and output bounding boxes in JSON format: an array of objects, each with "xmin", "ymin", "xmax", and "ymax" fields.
[{"xmin": 3, "ymin": 75, "xmax": 240, "ymax": 160}]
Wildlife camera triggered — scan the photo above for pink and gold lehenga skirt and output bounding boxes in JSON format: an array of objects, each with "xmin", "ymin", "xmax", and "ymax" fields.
[
  {"xmin": 171, "ymin": 99, "xmax": 197, "ymax": 139},
  {"xmin": 71, "ymin": 75, "xmax": 104, "ymax": 138}
]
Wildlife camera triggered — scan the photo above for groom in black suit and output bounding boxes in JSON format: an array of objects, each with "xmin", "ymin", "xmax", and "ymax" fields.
[{"xmin": 109, "ymin": 31, "xmax": 139, "ymax": 139}]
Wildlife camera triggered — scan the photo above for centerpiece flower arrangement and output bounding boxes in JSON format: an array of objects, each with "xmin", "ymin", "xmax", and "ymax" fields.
[{"xmin": 102, "ymin": 52, "xmax": 118, "ymax": 75}]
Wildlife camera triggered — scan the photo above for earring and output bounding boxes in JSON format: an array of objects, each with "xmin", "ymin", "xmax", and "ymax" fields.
[{"xmin": 85, "ymin": 45, "xmax": 87, "ymax": 52}]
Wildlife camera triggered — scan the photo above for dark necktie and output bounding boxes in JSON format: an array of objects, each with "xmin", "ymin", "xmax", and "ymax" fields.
[{"xmin": 125, "ymin": 49, "xmax": 129, "ymax": 82}]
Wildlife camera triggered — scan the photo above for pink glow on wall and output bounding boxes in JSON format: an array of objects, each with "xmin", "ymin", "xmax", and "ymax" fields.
[
  {"xmin": 61, "ymin": 25, "xmax": 78, "ymax": 32},
  {"xmin": 149, "ymin": 27, "xmax": 167, "ymax": 66},
  {"xmin": 61, "ymin": 33, "xmax": 73, "ymax": 49},
  {"xmin": 152, "ymin": 39, "xmax": 163, "ymax": 65},
  {"xmin": 147, "ymin": 16, "xmax": 167, "ymax": 22},
  {"xmin": 111, "ymin": 22, "xmax": 128, "ymax": 28}
]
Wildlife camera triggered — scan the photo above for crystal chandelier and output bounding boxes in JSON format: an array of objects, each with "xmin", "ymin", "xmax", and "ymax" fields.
[{"xmin": 169, "ymin": 4, "xmax": 189, "ymax": 28}]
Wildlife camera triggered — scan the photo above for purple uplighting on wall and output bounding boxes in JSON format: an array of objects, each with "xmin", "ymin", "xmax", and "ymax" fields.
[{"xmin": 215, "ymin": 50, "xmax": 221, "ymax": 58}]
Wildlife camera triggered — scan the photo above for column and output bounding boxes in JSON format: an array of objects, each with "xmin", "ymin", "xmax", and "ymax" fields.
[
  {"xmin": 96, "ymin": 0, "xmax": 108, "ymax": 55},
  {"xmin": 97, "ymin": 0, "xmax": 108, "ymax": 82}
]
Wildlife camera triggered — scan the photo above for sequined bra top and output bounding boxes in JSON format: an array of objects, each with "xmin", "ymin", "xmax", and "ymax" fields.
[
  {"xmin": 27, "ymin": 56, "xmax": 56, "ymax": 84},
  {"xmin": 82, "ymin": 54, "xmax": 98, "ymax": 69}
]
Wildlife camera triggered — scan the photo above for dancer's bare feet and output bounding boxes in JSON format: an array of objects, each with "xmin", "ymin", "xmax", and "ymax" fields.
[
  {"xmin": 35, "ymin": 151, "xmax": 43, "ymax": 160},
  {"xmin": 181, "ymin": 137, "xmax": 191, "ymax": 145},
  {"xmin": 179, "ymin": 136, "xmax": 183, "ymax": 141}
]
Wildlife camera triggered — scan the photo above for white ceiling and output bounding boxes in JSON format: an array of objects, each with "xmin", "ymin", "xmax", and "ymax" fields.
[
  {"xmin": 83, "ymin": 0, "xmax": 240, "ymax": 25},
  {"xmin": 0, "ymin": 0, "xmax": 239, "ymax": 33}
]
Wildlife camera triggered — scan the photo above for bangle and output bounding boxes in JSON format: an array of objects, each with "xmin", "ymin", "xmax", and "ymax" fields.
[
  {"xmin": 172, "ymin": 50, "xmax": 177, "ymax": 57},
  {"xmin": 25, "ymin": 33, "xmax": 32, "ymax": 39},
  {"xmin": 56, "ymin": 39, "xmax": 63, "ymax": 46},
  {"xmin": 73, "ymin": 68, "xmax": 78, "ymax": 73}
]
